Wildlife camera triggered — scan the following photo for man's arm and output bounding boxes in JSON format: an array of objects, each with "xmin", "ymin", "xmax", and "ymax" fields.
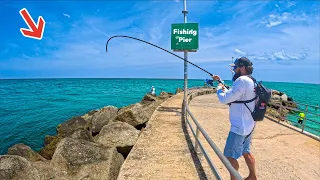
[{"xmin": 216, "ymin": 79, "xmax": 245, "ymax": 104}]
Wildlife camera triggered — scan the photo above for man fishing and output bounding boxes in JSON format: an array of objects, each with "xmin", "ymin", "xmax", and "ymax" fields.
[{"xmin": 212, "ymin": 57, "xmax": 257, "ymax": 180}]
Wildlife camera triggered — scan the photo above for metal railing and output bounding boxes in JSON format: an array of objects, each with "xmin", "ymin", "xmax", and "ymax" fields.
[
  {"xmin": 183, "ymin": 88, "xmax": 319, "ymax": 179},
  {"xmin": 184, "ymin": 90, "xmax": 243, "ymax": 180},
  {"xmin": 268, "ymin": 100, "xmax": 320, "ymax": 135}
]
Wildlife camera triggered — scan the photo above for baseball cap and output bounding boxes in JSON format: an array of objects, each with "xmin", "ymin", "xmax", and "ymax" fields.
[{"xmin": 229, "ymin": 57, "xmax": 252, "ymax": 70}]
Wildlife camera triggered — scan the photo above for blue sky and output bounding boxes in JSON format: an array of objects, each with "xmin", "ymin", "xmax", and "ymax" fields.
[{"xmin": 0, "ymin": 0, "xmax": 319, "ymax": 84}]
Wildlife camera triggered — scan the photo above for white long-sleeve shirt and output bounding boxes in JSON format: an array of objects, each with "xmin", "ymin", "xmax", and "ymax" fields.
[{"xmin": 216, "ymin": 76, "xmax": 256, "ymax": 136}]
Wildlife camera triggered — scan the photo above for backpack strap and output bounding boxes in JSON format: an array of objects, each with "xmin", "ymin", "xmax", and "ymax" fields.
[
  {"xmin": 232, "ymin": 96, "xmax": 257, "ymax": 104},
  {"xmin": 229, "ymin": 75, "xmax": 257, "ymax": 118}
]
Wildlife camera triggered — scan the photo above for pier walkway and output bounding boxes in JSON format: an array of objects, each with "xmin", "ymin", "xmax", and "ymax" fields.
[{"xmin": 117, "ymin": 89, "xmax": 320, "ymax": 180}]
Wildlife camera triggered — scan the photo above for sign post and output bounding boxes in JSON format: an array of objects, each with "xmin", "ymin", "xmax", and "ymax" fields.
[{"xmin": 171, "ymin": 0, "xmax": 199, "ymax": 122}]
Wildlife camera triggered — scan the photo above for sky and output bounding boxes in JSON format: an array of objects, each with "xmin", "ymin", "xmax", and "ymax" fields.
[{"xmin": 0, "ymin": 0, "xmax": 319, "ymax": 84}]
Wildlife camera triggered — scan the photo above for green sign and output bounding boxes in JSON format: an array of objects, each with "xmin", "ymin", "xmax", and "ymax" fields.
[{"xmin": 171, "ymin": 23, "xmax": 198, "ymax": 51}]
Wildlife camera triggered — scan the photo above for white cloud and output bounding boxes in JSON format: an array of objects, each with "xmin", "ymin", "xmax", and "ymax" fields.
[
  {"xmin": 246, "ymin": 48, "xmax": 309, "ymax": 61},
  {"xmin": 262, "ymin": 12, "xmax": 290, "ymax": 28},
  {"xmin": 63, "ymin": 13, "xmax": 71, "ymax": 18},
  {"xmin": 234, "ymin": 49, "xmax": 247, "ymax": 56}
]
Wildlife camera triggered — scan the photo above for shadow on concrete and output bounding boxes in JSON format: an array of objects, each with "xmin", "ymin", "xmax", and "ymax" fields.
[
  {"xmin": 180, "ymin": 106, "xmax": 208, "ymax": 180},
  {"xmin": 157, "ymin": 106, "xmax": 182, "ymax": 113}
]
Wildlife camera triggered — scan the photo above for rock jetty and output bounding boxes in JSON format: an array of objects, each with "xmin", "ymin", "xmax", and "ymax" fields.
[
  {"xmin": 266, "ymin": 89, "xmax": 297, "ymax": 120},
  {"xmin": 0, "ymin": 89, "xmax": 178, "ymax": 180}
]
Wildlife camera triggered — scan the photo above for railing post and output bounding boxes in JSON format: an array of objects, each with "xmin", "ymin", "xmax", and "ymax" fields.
[
  {"xmin": 194, "ymin": 127, "xmax": 200, "ymax": 153},
  {"xmin": 302, "ymin": 105, "xmax": 308, "ymax": 133}
]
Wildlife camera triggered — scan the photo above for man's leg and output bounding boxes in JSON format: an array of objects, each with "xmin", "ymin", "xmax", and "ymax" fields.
[
  {"xmin": 224, "ymin": 131, "xmax": 244, "ymax": 180},
  {"xmin": 243, "ymin": 153, "xmax": 257, "ymax": 180},
  {"xmin": 227, "ymin": 157, "xmax": 239, "ymax": 180},
  {"xmin": 242, "ymin": 132, "xmax": 257, "ymax": 180}
]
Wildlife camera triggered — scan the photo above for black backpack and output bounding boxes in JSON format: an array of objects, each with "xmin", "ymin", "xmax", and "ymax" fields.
[{"xmin": 231, "ymin": 75, "xmax": 272, "ymax": 121}]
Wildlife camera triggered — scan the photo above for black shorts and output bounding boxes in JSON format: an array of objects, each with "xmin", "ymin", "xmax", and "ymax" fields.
[{"xmin": 298, "ymin": 120, "xmax": 303, "ymax": 124}]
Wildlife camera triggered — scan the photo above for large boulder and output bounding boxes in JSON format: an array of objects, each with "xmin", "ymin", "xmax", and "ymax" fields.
[
  {"xmin": 39, "ymin": 136, "xmax": 60, "ymax": 160},
  {"xmin": 51, "ymin": 138, "xmax": 124, "ymax": 180},
  {"xmin": 44, "ymin": 135, "xmax": 56, "ymax": 146},
  {"xmin": 57, "ymin": 116, "xmax": 89, "ymax": 137},
  {"xmin": 0, "ymin": 155, "xmax": 40, "ymax": 180},
  {"xmin": 140, "ymin": 94, "xmax": 157, "ymax": 104},
  {"xmin": 175, "ymin": 87, "xmax": 183, "ymax": 94},
  {"xmin": 281, "ymin": 94, "xmax": 288, "ymax": 102},
  {"xmin": 159, "ymin": 91, "xmax": 172, "ymax": 99},
  {"xmin": 91, "ymin": 106, "xmax": 118, "ymax": 134},
  {"xmin": 70, "ymin": 129, "xmax": 94, "ymax": 141},
  {"xmin": 7, "ymin": 144, "xmax": 45, "ymax": 162},
  {"xmin": 96, "ymin": 122, "xmax": 140, "ymax": 157},
  {"xmin": 81, "ymin": 109, "xmax": 99, "ymax": 121},
  {"xmin": 39, "ymin": 116, "xmax": 93, "ymax": 160},
  {"xmin": 114, "ymin": 103, "xmax": 149, "ymax": 127},
  {"xmin": 268, "ymin": 89, "xmax": 297, "ymax": 118},
  {"xmin": 30, "ymin": 161, "xmax": 58, "ymax": 180}
]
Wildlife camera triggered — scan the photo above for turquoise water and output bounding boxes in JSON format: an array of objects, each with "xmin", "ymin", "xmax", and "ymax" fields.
[{"xmin": 0, "ymin": 78, "xmax": 319, "ymax": 155}]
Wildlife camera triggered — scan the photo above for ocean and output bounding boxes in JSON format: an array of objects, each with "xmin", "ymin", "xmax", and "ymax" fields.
[{"xmin": 0, "ymin": 78, "xmax": 319, "ymax": 155}]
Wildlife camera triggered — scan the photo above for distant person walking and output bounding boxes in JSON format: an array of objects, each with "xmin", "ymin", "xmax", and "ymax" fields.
[
  {"xmin": 298, "ymin": 112, "xmax": 305, "ymax": 124},
  {"xmin": 150, "ymin": 86, "xmax": 156, "ymax": 96},
  {"xmin": 212, "ymin": 57, "xmax": 257, "ymax": 180}
]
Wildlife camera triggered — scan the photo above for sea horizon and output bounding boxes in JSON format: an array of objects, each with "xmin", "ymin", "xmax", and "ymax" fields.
[{"xmin": 1, "ymin": 77, "xmax": 319, "ymax": 85}]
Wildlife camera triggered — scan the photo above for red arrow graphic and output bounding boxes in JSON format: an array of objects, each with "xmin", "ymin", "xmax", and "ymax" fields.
[{"xmin": 19, "ymin": 8, "xmax": 45, "ymax": 40}]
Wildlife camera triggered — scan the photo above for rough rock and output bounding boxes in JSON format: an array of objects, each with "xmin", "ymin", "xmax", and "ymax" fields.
[
  {"xmin": 44, "ymin": 135, "xmax": 56, "ymax": 146},
  {"xmin": 159, "ymin": 91, "xmax": 171, "ymax": 99},
  {"xmin": 281, "ymin": 94, "xmax": 288, "ymax": 101},
  {"xmin": 96, "ymin": 122, "xmax": 140, "ymax": 157},
  {"xmin": 40, "ymin": 116, "xmax": 93, "ymax": 160},
  {"xmin": 0, "ymin": 155, "xmax": 40, "ymax": 180},
  {"xmin": 272, "ymin": 94, "xmax": 281, "ymax": 101},
  {"xmin": 7, "ymin": 144, "xmax": 45, "ymax": 162},
  {"xmin": 31, "ymin": 160, "xmax": 58, "ymax": 180},
  {"xmin": 91, "ymin": 106, "xmax": 118, "ymax": 134},
  {"xmin": 81, "ymin": 109, "xmax": 99, "ymax": 121},
  {"xmin": 268, "ymin": 89, "xmax": 297, "ymax": 119},
  {"xmin": 70, "ymin": 129, "xmax": 94, "ymax": 142},
  {"xmin": 114, "ymin": 103, "xmax": 149, "ymax": 127},
  {"xmin": 272, "ymin": 90, "xmax": 280, "ymax": 95},
  {"xmin": 39, "ymin": 136, "xmax": 61, "ymax": 160},
  {"xmin": 140, "ymin": 94, "xmax": 157, "ymax": 104},
  {"xmin": 57, "ymin": 116, "xmax": 89, "ymax": 137},
  {"xmin": 175, "ymin": 87, "xmax": 183, "ymax": 94},
  {"xmin": 51, "ymin": 138, "xmax": 124, "ymax": 180}
]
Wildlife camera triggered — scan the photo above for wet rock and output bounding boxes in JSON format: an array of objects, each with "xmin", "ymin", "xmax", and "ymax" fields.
[
  {"xmin": 39, "ymin": 136, "xmax": 60, "ymax": 160},
  {"xmin": 44, "ymin": 135, "xmax": 56, "ymax": 146}
]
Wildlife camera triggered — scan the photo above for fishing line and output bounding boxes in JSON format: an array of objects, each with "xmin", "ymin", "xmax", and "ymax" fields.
[{"xmin": 105, "ymin": 35, "xmax": 226, "ymax": 86}]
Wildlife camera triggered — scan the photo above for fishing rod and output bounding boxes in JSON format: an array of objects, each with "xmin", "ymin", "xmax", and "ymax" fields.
[{"xmin": 105, "ymin": 35, "xmax": 228, "ymax": 88}]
